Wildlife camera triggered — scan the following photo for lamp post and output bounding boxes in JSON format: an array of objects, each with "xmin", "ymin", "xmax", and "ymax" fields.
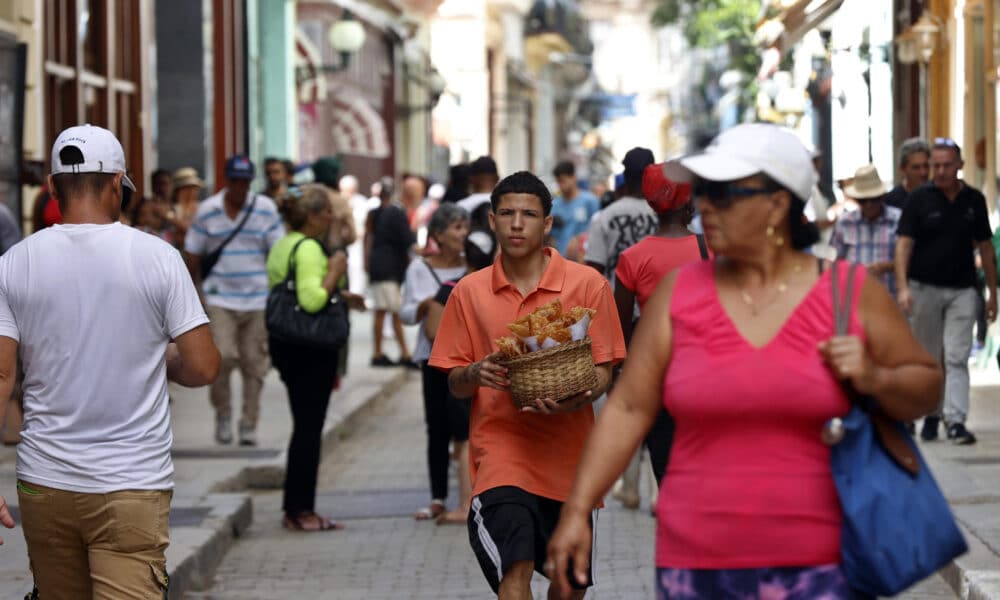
[
  {"xmin": 295, "ymin": 11, "xmax": 366, "ymax": 85},
  {"xmin": 894, "ymin": 10, "xmax": 941, "ymax": 140}
]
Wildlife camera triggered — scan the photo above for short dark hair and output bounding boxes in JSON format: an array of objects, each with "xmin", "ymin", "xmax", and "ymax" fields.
[
  {"xmin": 151, "ymin": 169, "xmax": 170, "ymax": 184},
  {"xmin": 469, "ymin": 156, "xmax": 499, "ymax": 176},
  {"xmin": 490, "ymin": 171, "xmax": 553, "ymax": 216},
  {"xmin": 52, "ymin": 173, "xmax": 117, "ymax": 211},
  {"xmin": 899, "ymin": 138, "xmax": 931, "ymax": 168},
  {"xmin": 931, "ymin": 137, "xmax": 963, "ymax": 161},
  {"xmin": 282, "ymin": 160, "xmax": 295, "ymax": 178},
  {"xmin": 552, "ymin": 160, "xmax": 575, "ymax": 178}
]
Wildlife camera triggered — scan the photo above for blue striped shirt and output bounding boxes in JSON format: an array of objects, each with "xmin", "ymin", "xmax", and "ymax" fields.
[{"xmin": 184, "ymin": 191, "xmax": 285, "ymax": 311}]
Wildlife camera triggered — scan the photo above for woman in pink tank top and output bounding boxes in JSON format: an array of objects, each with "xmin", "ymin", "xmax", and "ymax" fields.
[{"xmin": 547, "ymin": 125, "xmax": 942, "ymax": 600}]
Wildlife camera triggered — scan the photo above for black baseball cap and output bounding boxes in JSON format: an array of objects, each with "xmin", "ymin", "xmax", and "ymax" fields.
[{"xmin": 622, "ymin": 147, "xmax": 655, "ymax": 182}]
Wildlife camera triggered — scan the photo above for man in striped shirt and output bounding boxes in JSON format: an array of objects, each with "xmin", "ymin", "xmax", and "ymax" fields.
[
  {"xmin": 183, "ymin": 155, "xmax": 284, "ymax": 445},
  {"xmin": 831, "ymin": 164, "xmax": 901, "ymax": 297}
]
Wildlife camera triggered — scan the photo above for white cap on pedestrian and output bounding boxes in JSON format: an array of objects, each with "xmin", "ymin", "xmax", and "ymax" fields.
[
  {"xmin": 50, "ymin": 124, "xmax": 136, "ymax": 191},
  {"xmin": 680, "ymin": 123, "xmax": 816, "ymax": 202}
]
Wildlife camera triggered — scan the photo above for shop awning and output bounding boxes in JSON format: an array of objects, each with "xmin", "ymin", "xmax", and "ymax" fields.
[{"xmin": 767, "ymin": 0, "xmax": 845, "ymax": 55}]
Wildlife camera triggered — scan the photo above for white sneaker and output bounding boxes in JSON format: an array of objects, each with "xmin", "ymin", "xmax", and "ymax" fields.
[
  {"xmin": 215, "ymin": 416, "xmax": 232, "ymax": 445},
  {"xmin": 238, "ymin": 423, "xmax": 257, "ymax": 446}
]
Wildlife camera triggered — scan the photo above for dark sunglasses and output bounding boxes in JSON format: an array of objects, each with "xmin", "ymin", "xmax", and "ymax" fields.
[
  {"xmin": 692, "ymin": 180, "xmax": 776, "ymax": 209},
  {"xmin": 855, "ymin": 196, "xmax": 883, "ymax": 204}
]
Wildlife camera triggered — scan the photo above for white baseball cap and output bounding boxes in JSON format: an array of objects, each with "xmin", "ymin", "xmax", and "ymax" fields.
[
  {"xmin": 50, "ymin": 124, "xmax": 136, "ymax": 191},
  {"xmin": 680, "ymin": 123, "xmax": 816, "ymax": 202}
]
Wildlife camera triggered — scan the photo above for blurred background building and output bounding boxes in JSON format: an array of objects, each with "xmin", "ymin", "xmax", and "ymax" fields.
[{"xmin": 1, "ymin": 0, "xmax": 999, "ymax": 233}]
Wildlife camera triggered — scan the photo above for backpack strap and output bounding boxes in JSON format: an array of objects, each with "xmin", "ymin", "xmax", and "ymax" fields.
[{"xmin": 695, "ymin": 233, "xmax": 709, "ymax": 260}]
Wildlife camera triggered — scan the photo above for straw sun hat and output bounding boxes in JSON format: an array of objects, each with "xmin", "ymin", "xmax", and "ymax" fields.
[
  {"xmin": 843, "ymin": 165, "xmax": 890, "ymax": 200},
  {"xmin": 173, "ymin": 167, "xmax": 205, "ymax": 189}
]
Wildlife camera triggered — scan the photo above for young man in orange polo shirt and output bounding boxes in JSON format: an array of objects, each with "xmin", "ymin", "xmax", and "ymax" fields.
[{"xmin": 429, "ymin": 171, "xmax": 626, "ymax": 599}]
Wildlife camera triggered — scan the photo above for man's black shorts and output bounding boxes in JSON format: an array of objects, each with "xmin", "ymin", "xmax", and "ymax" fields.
[{"xmin": 467, "ymin": 486, "xmax": 595, "ymax": 594}]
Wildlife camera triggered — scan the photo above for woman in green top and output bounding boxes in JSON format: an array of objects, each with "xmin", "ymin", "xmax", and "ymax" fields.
[{"xmin": 266, "ymin": 184, "xmax": 356, "ymax": 532}]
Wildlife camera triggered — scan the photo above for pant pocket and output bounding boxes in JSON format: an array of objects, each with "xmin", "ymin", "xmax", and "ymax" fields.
[{"xmin": 106, "ymin": 491, "xmax": 170, "ymax": 554}]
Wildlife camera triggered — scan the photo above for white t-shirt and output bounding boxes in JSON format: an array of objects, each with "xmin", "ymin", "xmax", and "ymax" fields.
[
  {"xmin": 401, "ymin": 260, "xmax": 467, "ymax": 362},
  {"xmin": 0, "ymin": 223, "xmax": 209, "ymax": 493},
  {"xmin": 184, "ymin": 190, "xmax": 285, "ymax": 311},
  {"xmin": 584, "ymin": 196, "xmax": 659, "ymax": 279},
  {"xmin": 457, "ymin": 192, "xmax": 492, "ymax": 215}
]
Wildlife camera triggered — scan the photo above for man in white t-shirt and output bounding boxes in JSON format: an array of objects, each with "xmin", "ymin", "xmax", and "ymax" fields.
[
  {"xmin": 183, "ymin": 155, "xmax": 285, "ymax": 446},
  {"xmin": 0, "ymin": 124, "xmax": 220, "ymax": 598}
]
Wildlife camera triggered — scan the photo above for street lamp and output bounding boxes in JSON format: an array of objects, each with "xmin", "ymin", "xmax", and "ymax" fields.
[
  {"xmin": 894, "ymin": 10, "xmax": 943, "ymax": 139},
  {"xmin": 397, "ymin": 67, "xmax": 450, "ymax": 118},
  {"xmin": 295, "ymin": 11, "xmax": 367, "ymax": 85}
]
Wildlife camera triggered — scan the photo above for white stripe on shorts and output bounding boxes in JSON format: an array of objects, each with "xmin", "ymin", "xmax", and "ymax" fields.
[
  {"xmin": 591, "ymin": 509, "xmax": 599, "ymax": 585},
  {"xmin": 472, "ymin": 496, "xmax": 504, "ymax": 584}
]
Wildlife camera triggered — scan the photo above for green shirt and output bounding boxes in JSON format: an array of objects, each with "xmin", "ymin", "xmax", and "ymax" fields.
[{"xmin": 266, "ymin": 232, "xmax": 330, "ymax": 313}]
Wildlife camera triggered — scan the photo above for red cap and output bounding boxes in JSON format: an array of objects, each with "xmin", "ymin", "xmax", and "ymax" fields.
[{"xmin": 642, "ymin": 162, "xmax": 691, "ymax": 213}]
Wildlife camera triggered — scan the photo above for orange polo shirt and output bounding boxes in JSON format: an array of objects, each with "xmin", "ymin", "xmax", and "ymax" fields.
[{"xmin": 429, "ymin": 248, "xmax": 626, "ymax": 502}]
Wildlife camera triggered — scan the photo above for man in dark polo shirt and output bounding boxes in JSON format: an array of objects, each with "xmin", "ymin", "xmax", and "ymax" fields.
[
  {"xmin": 884, "ymin": 137, "xmax": 930, "ymax": 211},
  {"xmin": 895, "ymin": 138, "xmax": 997, "ymax": 444}
]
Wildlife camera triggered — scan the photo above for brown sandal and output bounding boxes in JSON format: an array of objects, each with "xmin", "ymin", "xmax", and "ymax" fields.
[
  {"xmin": 282, "ymin": 512, "xmax": 344, "ymax": 532},
  {"xmin": 414, "ymin": 499, "xmax": 446, "ymax": 521}
]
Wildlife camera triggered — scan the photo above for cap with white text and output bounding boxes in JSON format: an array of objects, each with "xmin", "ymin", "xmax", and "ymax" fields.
[{"xmin": 51, "ymin": 124, "xmax": 136, "ymax": 191}]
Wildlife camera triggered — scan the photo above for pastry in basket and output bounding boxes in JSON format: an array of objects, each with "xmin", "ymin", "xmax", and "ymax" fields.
[{"xmin": 495, "ymin": 336, "xmax": 527, "ymax": 358}]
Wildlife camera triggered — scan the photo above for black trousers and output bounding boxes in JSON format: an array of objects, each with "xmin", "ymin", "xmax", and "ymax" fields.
[
  {"xmin": 270, "ymin": 336, "xmax": 339, "ymax": 515},
  {"xmin": 644, "ymin": 408, "xmax": 676, "ymax": 486},
  {"xmin": 422, "ymin": 362, "xmax": 457, "ymax": 500}
]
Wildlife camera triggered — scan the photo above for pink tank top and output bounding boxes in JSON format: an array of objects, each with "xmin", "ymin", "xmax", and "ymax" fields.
[{"xmin": 656, "ymin": 260, "xmax": 864, "ymax": 569}]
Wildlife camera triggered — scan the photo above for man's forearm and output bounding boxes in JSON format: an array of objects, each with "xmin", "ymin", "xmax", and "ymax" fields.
[
  {"xmin": 448, "ymin": 363, "xmax": 480, "ymax": 399},
  {"xmin": 894, "ymin": 238, "xmax": 913, "ymax": 289},
  {"xmin": 981, "ymin": 242, "xmax": 998, "ymax": 299}
]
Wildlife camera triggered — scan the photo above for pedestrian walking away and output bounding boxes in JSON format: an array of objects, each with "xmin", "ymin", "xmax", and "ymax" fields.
[
  {"xmin": 546, "ymin": 123, "xmax": 942, "ymax": 600},
  {"xmin": 429, "ymin": 171, "xmax": 626, "ymax": 599},
  {"xmin": 266, "ymin": 184, "xmax": 365, "ymax": 533},
  {"xmin": 613, "ymin": 161, "xmax": 708, "ymax": 491},
  {"xmin": 183, "ymin": 154, "xmax": 285, "ymax": 446},
  {"xmin": 364, "ymin": 176, "xmax": 417, "ymax": 368},
  {"xmin": 0, "ymin": 124, "xmax": 220, "ymax": 599},
  {"xmin": 400, "ymin": 202, "xmax": 471, "ymax": 523},
  {"xmin": 894, "ymin": 137, "xmax": 997, "ymax": 445}
]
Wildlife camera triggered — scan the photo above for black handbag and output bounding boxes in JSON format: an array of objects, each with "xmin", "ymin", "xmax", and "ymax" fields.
[{"xmin": 265, "ymin": 237, "xmax": 349, "ymax": 350}]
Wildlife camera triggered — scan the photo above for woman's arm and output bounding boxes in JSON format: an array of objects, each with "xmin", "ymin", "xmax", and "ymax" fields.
[
  {"xmin": 613, "ymin": 280, "xmax": 637, "ymax": 348},
  {"xmin": 819, "ymin": 272, "xmax": 942, "ymax": 422},
  {"xmin": 548, "ymin": 272, "xmax": 678, "ymax": 593},
  {"xmin": 294, "ymin": 241, "xmax": 343, "ymax": 313},
  {"xmin": 424, "ymin": 300, "xmax": 445, "ymax": 341},
  {"xmin": 400, "ymin": 262, "xmax": 433, "ymax": 326}
]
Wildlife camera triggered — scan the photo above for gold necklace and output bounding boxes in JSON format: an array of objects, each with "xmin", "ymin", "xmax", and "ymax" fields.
[{"xmin": 739, "ymin": 263, "xmax": 803, "ymax": 316}]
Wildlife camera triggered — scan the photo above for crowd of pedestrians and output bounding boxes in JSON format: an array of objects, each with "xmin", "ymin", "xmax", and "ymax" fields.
[{"xmin": 0, "ymin": 119, "xmax": 994, "ymax": 600}]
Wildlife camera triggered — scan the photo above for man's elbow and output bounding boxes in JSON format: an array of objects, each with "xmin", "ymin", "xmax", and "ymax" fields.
[{"xmin": 190, "ymin": 349, "xmax": 221, "ymax": 386}]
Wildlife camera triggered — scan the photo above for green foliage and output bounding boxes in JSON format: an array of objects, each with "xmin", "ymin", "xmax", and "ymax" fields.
[{"xmin": 652, "ymin": 0, "xmax": 761, "ymax": 49}]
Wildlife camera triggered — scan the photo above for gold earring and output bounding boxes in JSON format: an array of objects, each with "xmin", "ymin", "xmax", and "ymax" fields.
[{"xmin": 766, "ymin": 225, "xmax": 784, "ymax": 247}]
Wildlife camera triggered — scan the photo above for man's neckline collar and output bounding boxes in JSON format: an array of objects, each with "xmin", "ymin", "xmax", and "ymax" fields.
[{"xmin": 491, "ymin": 247, "xmax": 566, "ymax": 294}]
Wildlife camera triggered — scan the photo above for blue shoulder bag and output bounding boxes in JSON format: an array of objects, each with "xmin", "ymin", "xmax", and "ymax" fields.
[{"xmin": 828, "ymin": 262, "xmax": 967, "ymax": 596}]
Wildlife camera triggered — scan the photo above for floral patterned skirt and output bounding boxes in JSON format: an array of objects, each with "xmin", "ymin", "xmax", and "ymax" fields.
[{"xmin": 655, "ymin": 564, "xmax": 871, "ymax": 600}]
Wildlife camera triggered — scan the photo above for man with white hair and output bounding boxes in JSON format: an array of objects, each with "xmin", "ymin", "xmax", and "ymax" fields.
[{"xmin": 341, "ymin": 174, "xmax": 371, "ymax": 294}]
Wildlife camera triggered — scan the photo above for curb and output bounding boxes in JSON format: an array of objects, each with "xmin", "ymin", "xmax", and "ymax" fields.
[
  {"xmin": 209, "ymin": 368, "xmax": 411, "ymax": 492},
  {"xmin": 166, "ymin": 368, "xmax": 410, "ymax": 598},
  {"xmin": 167, "ymin": 494, "xmax": 253, "ymax": 600},
  {"xmin": 941, "ymin": 522, "xmax": 1000, "ymax": 600}
]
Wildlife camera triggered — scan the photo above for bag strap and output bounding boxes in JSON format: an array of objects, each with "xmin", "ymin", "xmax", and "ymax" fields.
[
  {"xmin": 830, "ymin": 260, "xmax": 921, "ymax": 475},
  {"xmin": 422, "ymin": 259, "xmax": 443, "ymax": 286},
  {"xmin": 213, "ymin": 194, "xmax": 257, "ymax": 257},
  {"xmin": 283, "ymin": 236, "xmax": 314, "ymax": 284},
  {"xmin": 695, "ymin": 233, "xmax": 709, "ymax": 260}
]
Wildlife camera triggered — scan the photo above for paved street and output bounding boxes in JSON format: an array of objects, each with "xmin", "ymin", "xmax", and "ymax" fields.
[{"xmin": 186, "ymin": 378, "xmax": 958, "ymax": 600}]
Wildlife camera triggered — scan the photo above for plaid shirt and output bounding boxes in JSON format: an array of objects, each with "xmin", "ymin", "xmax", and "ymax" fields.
[{"xmin": 831, "ymin": 205, "xmax": 902, "ymax": 297}]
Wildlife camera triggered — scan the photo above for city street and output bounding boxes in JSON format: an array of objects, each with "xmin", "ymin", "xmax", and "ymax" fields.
[{"xmin": 185, "ymin": 378, "xmax": 959, "ymax": 600}]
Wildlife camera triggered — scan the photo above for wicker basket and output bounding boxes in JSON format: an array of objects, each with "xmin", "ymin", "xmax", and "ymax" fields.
[{"xmin": 499, "ymin": 338, "xmax": 599, "ymax": 408}]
